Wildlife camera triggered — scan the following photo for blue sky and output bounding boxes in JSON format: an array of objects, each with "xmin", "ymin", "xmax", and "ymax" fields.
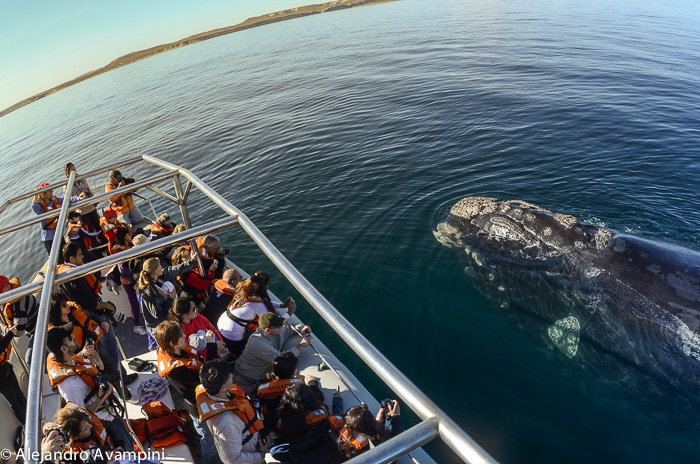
[{"xmin": 0, "ymin": 1, "xmax": 305, "ymax": 111}]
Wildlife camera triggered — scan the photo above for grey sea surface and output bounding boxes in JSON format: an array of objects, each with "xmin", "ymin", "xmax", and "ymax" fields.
[{"xmin": 1, "ymin": 0, "xmax": 700, "ymax": 462}]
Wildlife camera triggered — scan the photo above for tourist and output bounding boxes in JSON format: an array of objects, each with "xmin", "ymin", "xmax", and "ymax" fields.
[
  {"xmin": 200, "ymin": 268, "xmax": 242, "ymax": 323},
  {"xmin": 136, "ymin": 256, "xmax": 195, "ymax": 345},
  {"xmin": 154, "ymin": 321, "xmax": 219, "ymax": 464},
  {"xmin": 255, "ymin": 352, "xmax": 302, "ymax": 445},
  {"xmin": 31, "ymin": 182, "xmax": 75, "ymax": 255},
  {"xmin": 197, "ymin": 360, "xmax": 266, "ymax": 464},
  {"xmin": 0, "ymin": 320, "xmax": 26, "ymax": 423},
  {"xmin": 169, "ymin": 296, "xmax": 226, "ymax": 360},
  {"xmin": 105, "ymin": 169, "xmax": 143, "ymax": 225},
  {"xmin": 172, "ymin": 245, "xmax": 217, "ymax": 311},
  {"xmin": 217, "ymin": 271, "xmax": 296, "ymax": 357},
  {"xmin": 232, "ymin": 312, "xmax": 311, "ymax": 395},
  {"xmin": 150, "ymin": 212, "xmax": 176, "ymax": 238},
  {"xmin": 196, "ymin": 234, "xmax": 226, "ymax": 279},
  {"xmin": 336, "ymin": 401, "xmax": 404, "ymax": 460},
  {"xmin": 63, "ymin": 162, "xmax": 103, "ymax": 239},
  {"xmin": 53, "ymin": 402, "xmax": 128, "ymax": 459},
  {"xmin": 1, "ymin": 275, "xmax": 39, "ymax": 365}
]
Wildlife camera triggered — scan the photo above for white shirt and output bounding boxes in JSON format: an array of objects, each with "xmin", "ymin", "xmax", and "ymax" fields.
[
  {"xmin": 217, "ymin": 299, "xmax": 286, "ymax": 341},
  {"xmin": 58, "ymin": 375, "xmax": 114, "ymax": 422}
]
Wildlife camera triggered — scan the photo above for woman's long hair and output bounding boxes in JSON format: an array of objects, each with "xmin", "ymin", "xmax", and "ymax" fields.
[
  {"xmin": 277, "ymin": 382, "xmax": 323, "ymax": 444},
  {"xmin": 230, "ymin": 271, "xmax": 274, "ymax": 312},
  {"xmin": 338, "ymin": 404, "xmax": 390, "ymax": 459},
  {"xmin": 137, "ymin": 257, "xmax": 160, "ymax": 289},
  {"xmin": 49, "ymin": 294, "xmax": 68, "ymax": 327},
  {"xmin": 169, "ymin": 297, "xmax": 193, "ymax": 323}
]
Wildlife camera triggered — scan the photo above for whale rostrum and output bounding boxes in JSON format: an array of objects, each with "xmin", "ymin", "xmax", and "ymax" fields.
[{"xmin": 436, "ymin": 197, "xmax": 700, "ymax": 407}]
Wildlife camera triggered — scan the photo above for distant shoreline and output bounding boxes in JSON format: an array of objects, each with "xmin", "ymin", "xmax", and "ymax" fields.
[{"xmin": 1, "ymin": 0, "xmax": 400, "ymax": 118}]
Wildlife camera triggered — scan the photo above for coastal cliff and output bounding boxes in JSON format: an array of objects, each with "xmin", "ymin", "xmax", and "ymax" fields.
[{"xmin": 1, "ymin": 0, "xmax": 400, "ymax": 118}]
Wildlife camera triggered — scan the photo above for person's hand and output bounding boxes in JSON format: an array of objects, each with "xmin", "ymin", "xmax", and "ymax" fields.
[
  {"xmin": 300, "ymin": 325, "xmax": 311, "ymax": 335},
  {"xmin": 119, "ymin": 178, "xmax": 126, "ymax": 187},
  {"xmin": 257, "ymin": 435, "xmax": 269, "ymax": 454},
  {"xmin": 42, "ymin": 429, "xmax": 67, "ymax": 454},
  {"xmin": 376, "ymin": 407, "xmax": 387, "ymax": 422},
  {"xmin": 299, "ymin": 334, "xmax": 311, "ymax": 348},
  {"xmin": 79, "ymin": 192, "xmax": 88, "ymax": 200},
  {"xmin": 287, "ymin": 298, "xmax": 297, "ymax": 315},
  {"xmin": 205, "ymin": 330, "xmax": 217, "ymax": 343},
  {"xmin": 333, "ymin": 390, "xmax": 342, "ymax": 399},
  {"xmin": 7, "ymin": 323, "xmax": 18, "ymax": 336},
  {"xmin": 305, "ymin": 375, "xmax": 317, "ymax": 384},
  {"xmin": 210, "ymin": 260, "xmax": 219, "ymax": 272},
  {"xmin": 42, "ymin": 422, "xmax": 58, "ymax": 436},
  {"xmin": 99, "ymin": 382, "xmax": 114, "ymax": 398},
  {"xmin": 388, "ymin": 400, "xmax": 400, "ymax": 418},
  {"xmin": 101, "ymin": 321, "xmax": 110, "ymax": 334},
  {"xmin": 216, "ymin": 340, "xmax": 226, "ymax": 355},
  {"xmin": 80, "ymin": 344, "xmax": 95, "ymax": 357}
]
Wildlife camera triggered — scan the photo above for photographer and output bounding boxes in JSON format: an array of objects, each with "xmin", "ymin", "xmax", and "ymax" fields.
[
  {"xmin": 105, "ymin": 169, "xmax": 143, "ymax": 225},
  {"xmin": 336, "ymin": 400, "xmax": 404, "ymax": 460},
  {"xmin": 195, "ymin": 235, "xmax": 227, "ymax": 279},
  {"xmin": 53, "ymin": 403, "xmax": 127, "ymax": 463},
  {"xmin": 63, "ymin": 162, "xmax": 103, "ymax": 239}
]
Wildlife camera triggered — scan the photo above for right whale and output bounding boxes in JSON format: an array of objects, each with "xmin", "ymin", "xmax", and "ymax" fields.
[{"xmin": 435, "ymin": 197, "xmax": 700, "ymax": 407}]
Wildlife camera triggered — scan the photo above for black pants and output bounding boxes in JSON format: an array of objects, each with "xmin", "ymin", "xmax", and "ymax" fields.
[{"xmin": 0, "ymin": 363, "xmax": 26, "ymax": 423}]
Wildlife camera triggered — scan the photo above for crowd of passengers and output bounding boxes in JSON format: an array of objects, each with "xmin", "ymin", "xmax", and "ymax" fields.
[{"xmin": 0, "ymin": 163, "xmax": 404, "ymax": 464}]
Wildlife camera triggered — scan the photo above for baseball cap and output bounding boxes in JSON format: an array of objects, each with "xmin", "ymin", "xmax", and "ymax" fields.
[{"xmin": 258, "ymin": 312, "xmax": 286, "ymax": 330}]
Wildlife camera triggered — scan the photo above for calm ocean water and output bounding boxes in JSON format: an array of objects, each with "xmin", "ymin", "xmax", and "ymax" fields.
[{"xmin": 2, "ymin": 0, "xmax": 700, "ymax": 462}]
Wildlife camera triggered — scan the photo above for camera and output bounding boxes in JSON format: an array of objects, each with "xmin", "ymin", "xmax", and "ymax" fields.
[
  {"xmin": 123, "ymin": 177, "xmax": 135, "ymax": 185},
  {"xmin": 45, "ymin": 427, "xmax": 69, "ymax": 443},
  {"xmin": 95, "ymin": 372, "xmax": 115, "ymax": 396},
  {"xmin": 380, "ymin": 398, "xmax": 394, "ymax": 411}
]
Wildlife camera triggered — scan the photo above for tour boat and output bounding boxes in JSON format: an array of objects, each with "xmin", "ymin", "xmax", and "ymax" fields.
[{"xmin": 0, "ymin": 156, "xmax": 496, "ymax": 464}]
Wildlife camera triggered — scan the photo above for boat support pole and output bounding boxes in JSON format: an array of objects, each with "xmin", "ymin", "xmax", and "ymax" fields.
[
  {"xmin": 113, "ymin": 334, "xmax": 147, "ymax": 453},
  {"xmin": 25, "ymin": 170, "xmax": 76, "ymax": 464}
]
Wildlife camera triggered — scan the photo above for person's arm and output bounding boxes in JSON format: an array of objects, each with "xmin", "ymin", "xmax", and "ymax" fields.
[
  {"xmin": 332, "ymin": 392, "xmax": 344, "ymax": 414},
  {"xmin": 305, "ymin": 376, "xmax": 325, "ymax": 403},
  {"xmin": 163, "ymin": 259, "xmax": 196, "ymax": 281},
  {"xmin": 104, "ymin": 183, "xmax": 121, "ymax": 203},
  {"xmin": 210, "ymin": 414, "xmax": 264, "ymax": 464},
  {"xmin": 0, "ymin": 326, "xmax": 16, "ymax": 352},
  {"xmin": 31, "ymin": 201, "xmax": 51, "ymax": 229}
]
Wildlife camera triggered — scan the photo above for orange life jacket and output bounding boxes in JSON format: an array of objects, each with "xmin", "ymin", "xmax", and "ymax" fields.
[
  {"xmin": 196, "ymin": 236, "xmax": 214, "ymax": 261},
  {"xmin": 328, "ymin": 414, "xmax": 345, "ymax": 431},
  {"xmin": 57, "ymin": 264, "xmax": 102, "ymax": 295},
  {"xmin": 0, "ymin": 337, "xmax": 11, "ymax": 365},
  {"xmin": 157, "ymin": 346, "xmax": 202, "ymax": 378},
  {"xmin": 151, "ymin": 222, "xmax": 174, "ymax": 237},
  {"xmin": 65, "ymin": 223, "xmax": 81, "ymax": 240},
  {"xmin": 213, "ymin": 279, "xmax": 237, "ymax": 296},
  {"xmin": 46, "ymin": 353, "xmax": 98, "ymax": 389},
  {"xmin": 256, "ymin": 377, "xmax": 302, "ymax": 399},
  {"xmin": 2, "ymin": 277, "xmax": 22, "ymax": 321},
  {"xmin": 66, "ymin": 223, "xmax": 96, "ymax": 249},
  {"xmin": 105, "ymin": 182, "xmax": 135, "ymax": 215},
  {"xmin": 34, "ymin": 197, "xmax": 62, "ymax": 230},
  {"xmin": 339, "ymin": 428, "xmax": 372, "ymax": 450},
  {"xmin": 50, "ymin": 302, "xmax": 103, "ymax": 348},
  {"xmin": 195, "ymin": 384, "xmax": 264, "ymax": 440},
  {"xmin": 305, "ymin": 406, "xmax": 329, "ymax": 426},
  {"xmin": 109, "ymin": 242, "xmax": 132, "ymax": 255},
  {"xmin": 63, "ymin": 402, "xmax": 110, "ymax": 452}
]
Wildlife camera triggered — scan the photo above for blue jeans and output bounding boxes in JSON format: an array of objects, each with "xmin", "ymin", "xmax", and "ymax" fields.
[{"xmin": 99, "ymin": 323, "xmax": 127, "ymax": 377}]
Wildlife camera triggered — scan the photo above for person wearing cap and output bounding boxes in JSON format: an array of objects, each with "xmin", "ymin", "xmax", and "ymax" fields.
[
  {"xmin": 63, "ymin": 162, "xmax": 104, "ymax": 240},
  {"xmin": 31, "ymin": 182, "xmax": 77, "ymax": 255},
  {"xmin": 233, "ymin": 312, "xmax": 312, "ymax": 396},
  {"xmin": 105, "ymin": 169, "xmax": 143, "ymax": 226},
  {"xmin": 151, "ymin": 212, "xmax": 177, "ymax": 238}
]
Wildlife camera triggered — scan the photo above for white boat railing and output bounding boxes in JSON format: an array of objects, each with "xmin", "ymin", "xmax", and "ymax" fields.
[{"xmin": 0, "ymin": 155, "xmax": 498, "ymax": 464}]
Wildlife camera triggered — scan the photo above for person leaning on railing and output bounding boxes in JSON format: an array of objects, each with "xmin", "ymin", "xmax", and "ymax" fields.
[{"xmin": 31, "ymin": 181, "xmax": 78, "ymax": 255}]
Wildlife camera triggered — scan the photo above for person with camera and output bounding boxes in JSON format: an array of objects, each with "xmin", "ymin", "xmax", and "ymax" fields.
[
  {"xmin": 171, "ymin": 246, "xmax": 217, "ymax": 311},
  {"xmin": 58, "ymin": 242, "xmax": 135, "ymax": 386},
  {"xmin": 1, "ymin": 274, "xmax": 39, "ymax": 365},
  {"xmin": 218, "ymin": 271, "xmax": 296, "ymax": 358},
  {"xmin": 233, "ymin": 312, "xmax": 311, "ymax": 396},
  {"xmin": 52, "ymin": 402, "xmax": 128, "ymax": 464},
  {"xmin": 196, "ymin": 360, "xmax": 266, "ymax": 464},
  {"xmin": 154, "ymin": 321, "xmax": 220, "ymax": 464},
  {"xmin": 45, "ymin": 323, "xmax": 133, "ymax": 452},
  {"xmin": 105, "ymin": 169, "xmax": 143, "ymax": 226},
  {"xmin": 195, "ymin": 234, "xmax": 227, "ymax": 279},
  {"xmin": 336, "ymin": 400, "xmax": 404, "ymax": 460}
]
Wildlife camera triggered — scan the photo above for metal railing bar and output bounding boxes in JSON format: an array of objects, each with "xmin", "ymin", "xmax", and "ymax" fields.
[
  {"xmin": 0, "ymin": 171, "xmax": 178, "ymax": 237},
  {"xmin": 0, "ymin": 156, "xmax": 142, "ymax": 211},
  {"xmin": 345, "ymin": 417, "xmax": 440, "ymax": 464},
  {"xmin": 145, "ymin": 184, "xmax": 180, "ymax": 205},
  {"xmin": 0, "ymin": 216, "xmax": 239, "ymax": 306},
  {"xmin": 140, "ymin": 155, "xmax": 497, "ymax": 464},
  {"xmin": 25, "ymin": 170, "xmax": 76, "ymax": 464},
  {"xmin": 171, "ymin": 173, "xmax": 205, "ymax": 276},
  {"xmin": 182, "ymin": 179, "xmax": 193, "ymax": 204}
]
